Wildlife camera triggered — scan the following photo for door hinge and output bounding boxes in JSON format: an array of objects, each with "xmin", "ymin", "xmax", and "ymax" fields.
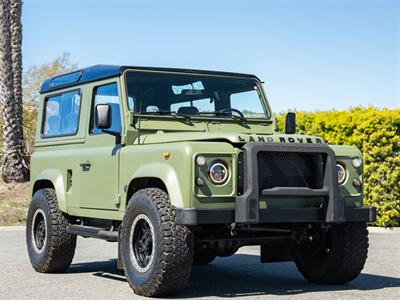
[{"xmin": 114, "ymin": 193, "xmax": 121, "ymax": 206}]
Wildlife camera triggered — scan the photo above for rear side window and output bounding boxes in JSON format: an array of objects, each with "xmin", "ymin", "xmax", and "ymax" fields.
[
  {"xmin": 91, "ymin": 83, "xmax": 121, "ymax": 135},
  {"xmin": 42, "ymin": 90, "xmax": 81, "ymax": 137}
]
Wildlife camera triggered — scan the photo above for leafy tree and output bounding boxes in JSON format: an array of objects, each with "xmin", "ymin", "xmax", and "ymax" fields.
[
  {"xmin": 23, "ymin": 52, "xmax": 78, "ymax": 105},
  {"xmin": 20, "ymin": 52, "xmax": 78, "ymax": 152},
  {"xmin": 0, "ymin": 52, "xmax": 78, "ymax": 164}
]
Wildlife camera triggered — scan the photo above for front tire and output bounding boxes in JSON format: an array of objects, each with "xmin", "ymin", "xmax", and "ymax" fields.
[
  {"xmin": 292, "ymin": 222, "xmax": 369, "ymax": 284},
  {"xmin": 26, "ymin": 188, "xmax": 76, "ymax": 273},
  {"xmin": 121, "ymin": 188, "xmax": 194, "ymax": 297}
]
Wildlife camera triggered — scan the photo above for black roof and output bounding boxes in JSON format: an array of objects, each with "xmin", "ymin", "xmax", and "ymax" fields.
[{"xmin": 40, "ymin": 65, "xmax": 260, "ymax": 94}]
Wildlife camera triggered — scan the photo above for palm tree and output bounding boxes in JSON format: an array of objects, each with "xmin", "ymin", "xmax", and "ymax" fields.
[{"xmin": 0, "ymin": 0, "xmax": 29, "ymax": 182}]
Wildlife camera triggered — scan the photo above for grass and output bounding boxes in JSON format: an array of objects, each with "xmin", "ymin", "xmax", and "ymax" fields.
[{"xmin": 0, "ymin": 180, "xmax": 30, "ymax": 225}]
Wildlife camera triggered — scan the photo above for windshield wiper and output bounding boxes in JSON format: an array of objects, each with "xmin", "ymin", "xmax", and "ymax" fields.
[
  {"xmin": 141, "ymin": 109, "xmax": 191, "ymax": 119},
  {"xmin": 198, "ymin": 108, "xmax": 247, "ymax": 122}
]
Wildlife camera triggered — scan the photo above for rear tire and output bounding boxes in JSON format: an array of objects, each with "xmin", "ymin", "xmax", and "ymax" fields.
[
  {"xmin": 121, "ymin": 188, "xmax": 194, "ymax": 297},
  {"xmin": 26, "ymin": 188, "xmax": 76, "ymax": 273},
  {"xmin": 292, "ymin": 222, "xmax": 369, "ymax": 284}
]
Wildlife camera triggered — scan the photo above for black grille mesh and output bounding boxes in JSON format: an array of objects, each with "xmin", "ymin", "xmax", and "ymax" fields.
[{"xmin": 257, "ymin": 152, "xmax": 325, "ymax": 190}]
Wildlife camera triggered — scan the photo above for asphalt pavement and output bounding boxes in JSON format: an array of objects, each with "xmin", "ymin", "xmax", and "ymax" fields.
[{"xmin": 0, "ymin": 226, "xmax": 399, "ymax": 300}]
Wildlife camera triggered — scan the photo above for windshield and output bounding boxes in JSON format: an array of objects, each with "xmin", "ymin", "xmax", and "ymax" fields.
[{"xmin": 125, "ymin": 71, "xmax": 270, "ymax": 120}]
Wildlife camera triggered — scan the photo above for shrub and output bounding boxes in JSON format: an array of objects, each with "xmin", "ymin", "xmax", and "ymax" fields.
[{"xmin": 277, "ymin": 107, "xmax": 400, "ymax": 227}]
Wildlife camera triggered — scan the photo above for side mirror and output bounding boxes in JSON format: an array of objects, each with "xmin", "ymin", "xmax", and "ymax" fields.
[
  {"xmin": 95, "ymin": 104, "xmax": 112, "ymax": 129},
  {"xmin": 95, "ymin": 104, "xmax": 122, "ymax": 144},
  {"xmin": 285, "ymin": 112, "xmax": 296, "ymax": 134}
]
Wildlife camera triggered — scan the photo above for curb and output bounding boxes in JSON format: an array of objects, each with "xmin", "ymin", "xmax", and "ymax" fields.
[
  {"xmin": 0, "ymin": 225, "xmax": 25, "ymax": 231},
  {"xmin": 368, "ymin": 227, "xmax": 400, "ymax": 233}
]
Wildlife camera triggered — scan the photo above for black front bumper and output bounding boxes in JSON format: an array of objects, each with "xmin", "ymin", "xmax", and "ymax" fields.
[
  {"xmin": 176, "ymin": 142, "xmax": 376, "ymax": 226},
  {"xmin": 175, "ymin": 206, "xmax": 376, "ymax": 225},
  {"xmin": 236, "ymin": 142, "xmax": 349, "ymax": 224}
]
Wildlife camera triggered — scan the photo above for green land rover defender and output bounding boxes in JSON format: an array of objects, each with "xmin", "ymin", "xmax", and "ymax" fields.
[{"xmin": 26, "ymin": 65, "xmax": 376, "ymax": 297}]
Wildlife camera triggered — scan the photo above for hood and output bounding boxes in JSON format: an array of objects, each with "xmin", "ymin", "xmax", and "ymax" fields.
[{"xmin": 138, "ymin": 132, "xmax": 325, "ymax": 145}]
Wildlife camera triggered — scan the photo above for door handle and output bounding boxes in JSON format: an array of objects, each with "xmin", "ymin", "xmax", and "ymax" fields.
[{"xmin": 80, "ymin": 162, "xmax": 91, "ymax": 171}]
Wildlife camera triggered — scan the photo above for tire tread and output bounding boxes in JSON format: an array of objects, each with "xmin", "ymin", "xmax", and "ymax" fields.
[
  {"xmin": 27, "ymin": 188, "xmax": 76, "ymax": 273},
  {"xmin": 294, "ymin": 222, "xmax": 369, "ymax": 284},
  {"xmin": 123, "ymin": 188, "xmax": 193, "ymax": 297}
]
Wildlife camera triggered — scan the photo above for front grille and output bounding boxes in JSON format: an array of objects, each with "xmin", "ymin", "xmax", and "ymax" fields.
[{"xmin": 257, "ymin": 152, "xmax": 325, "ymax": 191}]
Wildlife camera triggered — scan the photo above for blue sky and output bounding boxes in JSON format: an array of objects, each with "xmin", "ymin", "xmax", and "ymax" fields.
[{"xmin": 22, "ymin": 0, "xmax": 399, "ymax": 112}]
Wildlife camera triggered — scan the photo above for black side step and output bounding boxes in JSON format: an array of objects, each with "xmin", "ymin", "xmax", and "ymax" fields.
[{"xmin": 67, "ymin": 225, "xmax": 118, "ymax": 242}]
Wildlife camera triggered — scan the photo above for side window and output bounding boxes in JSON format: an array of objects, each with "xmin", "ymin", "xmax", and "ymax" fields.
[
  {"xmin": 91, "ymin": 83, "xmax": 121, "ymax": 135},
  {"xmin": 42, "ymin": 90, "xmax": 81, "ymax": 137}
]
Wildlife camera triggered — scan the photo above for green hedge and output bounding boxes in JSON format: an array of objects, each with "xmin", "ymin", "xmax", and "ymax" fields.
[{"xmin": 277, "ymin": 107, "xmax": 400, "ymax": 227}]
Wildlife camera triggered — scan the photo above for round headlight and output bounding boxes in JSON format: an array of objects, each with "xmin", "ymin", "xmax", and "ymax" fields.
[
  {"xmin": 336, "ymin": 163, "xmax": 347, "ymax": 185},
  {"xmin": 208, "ymin": 161, "xmax": 229, "ymax": 184},
  {"xmin": 352, "ymin": 158, "xmax": 362, "ymax": 168},
  {"xmin": 195, "ymin": 155, "xmax": 206, "ymax": 166}
]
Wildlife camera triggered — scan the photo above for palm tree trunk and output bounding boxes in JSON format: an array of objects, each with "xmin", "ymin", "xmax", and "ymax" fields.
[
  {"xmin": 10, "ymin": 0, "xmax": 23, "ymax": 141},
  {"xmin": 0, "ymin": 0, "xmax": 29, "ymax": 182}
]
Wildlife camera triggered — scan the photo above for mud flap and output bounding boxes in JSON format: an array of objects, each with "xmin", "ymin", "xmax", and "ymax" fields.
[{"xmin": 117, "ymin": 227, "xmax": 123, "ymax": 270}]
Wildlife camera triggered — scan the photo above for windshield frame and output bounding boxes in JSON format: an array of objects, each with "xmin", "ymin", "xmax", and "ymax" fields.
[{"xmin": 123, "ymin": 69, "xmax": 272, "ymax": 122}]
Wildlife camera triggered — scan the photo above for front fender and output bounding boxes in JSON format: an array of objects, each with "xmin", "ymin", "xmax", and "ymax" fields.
[
  {"xmin": 329, "ymin": 144, "xmax": 362, "ymax": 158},
  {"xmin": 31, "ymin": 169, "xmax": 67, "ymax": 212},
  {"xmin": 129, "ymin": 163, "xmax": 187, "ymax": 208},
  {"xmin": 120, "ymin": 143, "xmax": 194, "ymax": 209}
]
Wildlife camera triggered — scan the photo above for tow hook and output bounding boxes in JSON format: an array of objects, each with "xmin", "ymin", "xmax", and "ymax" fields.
[{"xmin": 230, "ymin": 223, "xmax": 236, "ymax": 236}]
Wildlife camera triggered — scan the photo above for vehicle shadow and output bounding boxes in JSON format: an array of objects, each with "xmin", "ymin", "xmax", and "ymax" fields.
[
  {"xmin": 68, "ymin": 259, "xmax": 126, "ymax": 282},
  {"xmin": 67, "ymin": 254, "xmax": 400, "ymax": 298}
]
